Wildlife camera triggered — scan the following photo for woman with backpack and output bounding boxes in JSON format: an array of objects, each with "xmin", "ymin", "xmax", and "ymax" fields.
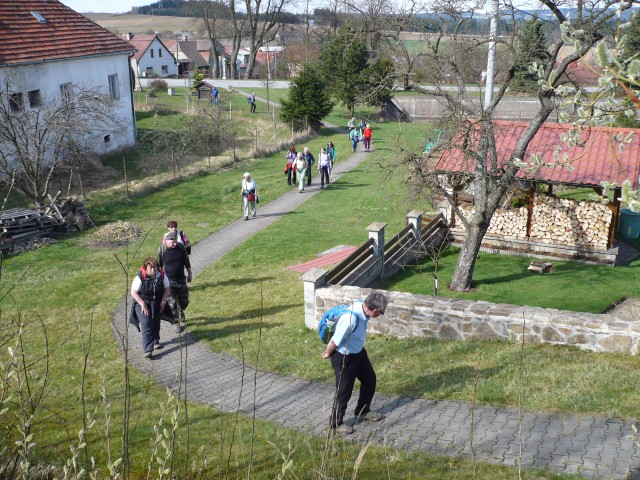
[
  {"xmin": 241, "ymin": 172, "xmax": 258, "ymax": 220},
  {"xmin": 318, "ymin": 147, "xmax": 331, "ymax": 189},
  {"xmin": 163, "ymin": 220, "xmax": 191, "ymax": 255},
  {"xmin": 284, "ymin": 145, "xmax": 298, "ymax": 186},
  {"xmin": 131, "ymin": 257, "xmax": 170, "ymax": 359}
]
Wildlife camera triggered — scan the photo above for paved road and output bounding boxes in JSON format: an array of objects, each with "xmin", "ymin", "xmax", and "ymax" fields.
[{"xmin": 112, "ymin": 142, "xmax": 640, "ymax": 479}]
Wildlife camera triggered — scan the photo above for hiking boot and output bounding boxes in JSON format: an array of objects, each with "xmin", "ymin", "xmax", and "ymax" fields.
[
  {"xmin": 332, "ymin": 424, "xmax": 354, "ymax": 435},
  {"xmin": 252, "ymin": 212, "xmax": 256, "ymax": 217},
  {"xmin": 244, "ymin": 216, "xmax": 248, "ymax": 221},
  {"xmin": 154, "ymin": 341, "xmax": 163, "ymax": 350},
  {"xmin": 360, "ymin": 410, "xmax": 383, "ymax": 422},
  {"xmin": 144, "ymin": 351, "xmax": 153, "ymax": 359},
  {"xmin": 174, "ymin": 323, "xmax": 182, "ymax": 334}
]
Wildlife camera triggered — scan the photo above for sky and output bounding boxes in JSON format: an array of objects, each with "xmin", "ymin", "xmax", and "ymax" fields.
[{"xmin": 60, "ymin": 0, "xmax": 140, "ymax": 14}]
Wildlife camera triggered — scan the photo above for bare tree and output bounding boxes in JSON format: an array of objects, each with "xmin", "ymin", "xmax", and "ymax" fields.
[
  {"xmin": 0, "ymin": 77, "xmax": 123, "ymax": 207},
  {"xmin": 243, "ymin": 0, "xmax": 288, "ymax": 79},
  {"xmin": 198, "ymin": 0, "xmax": 232, "ymax": 79},
  {"xmin": 401, "ymin": 0, "xmax": 638, "ymax": 291}
]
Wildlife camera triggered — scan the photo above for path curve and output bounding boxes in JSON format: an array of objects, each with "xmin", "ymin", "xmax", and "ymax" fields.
[{"xmin": 112, "ymin": 143, "xmax": 640, "ymax": 480}]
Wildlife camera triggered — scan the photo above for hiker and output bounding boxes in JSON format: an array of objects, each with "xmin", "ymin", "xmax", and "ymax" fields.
[
  {"xmin": 211, "ymin": 86, "xmax": 219, "ymax": 106},
  {"xmin": 241, "ymin": 172, "xmax": 258, "ymax": 220},
  {"xmin": 302, "ymin": 146, "xmax": 315, "ymax": 187},
  {"xmin": 285, "ymin": 145, "xmax": 298, "ymax": 186},
  {"xmin": 322, "ymin": 290, "xmax": 388, "ymax": 434},
  {"xmin": 363, "ymin": 124, "xmax": 373, "ymax": 151},
  {"xmin": 318, "ymin": 146, "xmax": 331, "ymax": 189},
  {"xmin": 357, "ymin": 117, "xmax": 366, "ymax": 138},
  {"xmin": 294, "ymin": 152, "xmax": 307, "ymax": 192},
  {"xmin": 347, "ymin": 116, "xmax": 356, "ymax": 135},
  {"xmin": 349, "ymin": 128, "xmax": 360, "ymax": 152},
  {"xmin": 163, "ymin": 220, "xmax": 191, "ymax": 255},
  {"xmin": 158, "ymin": 231, "xmax": 192, "ymax": 332},
  {"xmin": 130, "ymin": 257, "xmax": 170, "ymax": 359},
  {"xmin": 249, "ymin": 92, "xmax": 256, "ymax": 113},
  {"xmin": 327, "ymin": 141, "xmax": 336, "ymax": 168}
]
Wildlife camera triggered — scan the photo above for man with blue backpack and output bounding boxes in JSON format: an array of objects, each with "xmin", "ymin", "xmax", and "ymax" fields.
[{"xmin": 320, "ymin": 291, "xmax": 388, "ymax": 435}]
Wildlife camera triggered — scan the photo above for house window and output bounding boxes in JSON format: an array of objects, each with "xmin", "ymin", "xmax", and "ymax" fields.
[
  {"xmin": 159, "ymin": 49, "xmax": 162, "ymax": 57},
  {"xmin": 9, "ymin": 93, "xmax": 24, "ymax": 112},
  {"xmin": 60, "ymin": 82, "xmax": 72, "ymax": 103},
  {"xmin": 161, "ymin": 65, "xmax": 168, "ymax": 74},
  {"xmin": 146, "ymin": 67, "xmax": 154, "ymax": 77},
  {"xmin": 150, "ymin": 49, "xmax": 154, "ymax": 58},
  {"xmin": 28, "ymin": 90, "xmax": 42, "ymax": 108},
  {"xmin": 108, "ymin": 74, "xmax": 120, "ymax": 100}
]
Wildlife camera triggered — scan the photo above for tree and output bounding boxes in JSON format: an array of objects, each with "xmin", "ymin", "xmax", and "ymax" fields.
[
  {"xmin": 279, "ymin": 64, "xmax": 334, "ymax": 131},
  {"xmin": 402, "ymin": 0, "xmax": 637, "ymax": 291},
  {"xmin": 197, "ymin": 0, "xmax": 232, "ymax": 79},
  {"xmin": 0, "ymin": 77, "xmax": 123, "ymax": 206},
  {"xmin": 510, "ymin": 18, "xmax": 547, "ymax": 94},
  {"xmin": 243, "ymin": 0, "xmax": 288, "ymax": 79},
  {"xmin": 317, "ymin": 27, "xmax": 370, "ymax": 113}
]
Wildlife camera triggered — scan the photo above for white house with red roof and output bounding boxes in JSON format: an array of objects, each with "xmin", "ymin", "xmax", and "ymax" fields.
[
  {"xmin": 126, "ymin": 33, "xmax": 177, "ymax": 82},
  {"xmin": 0, "ymin": 0, "xmax": 136, "ymax": 153}
]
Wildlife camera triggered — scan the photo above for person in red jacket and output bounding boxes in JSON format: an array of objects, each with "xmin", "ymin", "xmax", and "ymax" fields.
[{"xmin": 363, "ymin": 124, "xmax": 373, "ymax": 151}]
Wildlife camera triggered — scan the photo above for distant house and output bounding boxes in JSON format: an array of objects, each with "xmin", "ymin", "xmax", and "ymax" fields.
[
  {"xmin": 126, "ymin": 33, "xmax": 177, "ymax": 82},
  {"xmin": 162, "ymin": 38, "xmax": 209, "ymax": 77},
  {"xmin": 0, "ymin": 0, "xmax": 136, "ymax": 154}
]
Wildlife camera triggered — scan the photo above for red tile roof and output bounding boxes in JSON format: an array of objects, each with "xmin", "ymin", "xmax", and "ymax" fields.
[
  {"xmin": 0, "ymin": 0, "xmax": 134, "ymax": 66},
  {"xmin": 126, "ymin": 34, "xmax": 174, "ymax": 62},
  {"xmin": 434, "ymin": 121, "xmax": 640, "ymax": 189}
]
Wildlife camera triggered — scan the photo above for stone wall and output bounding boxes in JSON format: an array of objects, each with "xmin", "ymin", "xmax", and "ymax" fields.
[{"xmin": 310, "ymin": 285, "xmax": 640, "ymax": 355}]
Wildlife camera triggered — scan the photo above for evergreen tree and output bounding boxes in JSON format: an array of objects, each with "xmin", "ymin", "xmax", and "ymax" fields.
[
  {"xmin": 279, "ymin": 64, "xmax": 334, "ymax": 131},
  {"xmin": 317, "ymin": 28, "xmax": 369, "ymax": 113},
  {"xmin": 511, "ymin": 18, "xmax": 547, "ymax": 94}
]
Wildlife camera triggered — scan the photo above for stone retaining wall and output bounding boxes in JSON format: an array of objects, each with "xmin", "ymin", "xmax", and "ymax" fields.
[{"xmin": 311, "ymin": 285, "xmax": 640, "ymax": 355}]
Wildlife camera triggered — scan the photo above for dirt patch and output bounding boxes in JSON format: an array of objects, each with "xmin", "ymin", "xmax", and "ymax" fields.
[
  {"xmin": 604, "ymin": 297, "xmax": 640, "ymax": 319},
  {"xmin": 83, "ymin": 221, "xmax": 143, "ymax": 248}
]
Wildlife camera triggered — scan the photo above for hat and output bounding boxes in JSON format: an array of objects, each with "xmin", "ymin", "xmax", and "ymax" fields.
[
  {"xmin": 166, "ymin": 231, "xmax": 178, "ymax": 240},
  {"xmin": 243, "ymin": 172, "xmax": 250, "ymax": 178}
]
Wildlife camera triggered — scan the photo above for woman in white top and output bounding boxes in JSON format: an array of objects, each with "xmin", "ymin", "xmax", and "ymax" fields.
[
  {"xmin": 241, "ymin": 172, "xmax": 258, "ymax": 220},
  {"xmin": 294, "ymin": 152, "xmax": 307, "ymax": 193},
  {"xmin": 318, "ymin": 147, "xmax": 331, "ymax": 189}
]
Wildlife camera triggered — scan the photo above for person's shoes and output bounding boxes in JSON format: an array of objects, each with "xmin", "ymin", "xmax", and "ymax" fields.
[
  {"xmin": 252, "ymin": 212, "xmax": 256, "ymax": 217},
  {"xmin": 332, "ymin": 424, "xmax": 354, "ymax": 435},
  {"xmin": 154, "ymin": 341, "xmax": 163, "ymax": 350},
  {"xmin": 174, "ymin": 323, "xmax": 182, "ymax": 334},
  {"xmin": 320, "ymin": 185, "xmax": 323, "ymax": 189},
  {"xmin": 360, "ymin": 410, "xmax": 383, "ymax": 421},
  {"xmin": 244, "ymin": 216, "xmax": 248, "ymax": 221},
  {"xmin": 144, "ymin": 351, "xmax": 153, "ymax": 359}
]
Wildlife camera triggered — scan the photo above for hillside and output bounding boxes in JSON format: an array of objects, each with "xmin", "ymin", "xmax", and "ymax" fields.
[{"xmin": 88, "ymin": 13, "xmax": 204, "ymax": 35}]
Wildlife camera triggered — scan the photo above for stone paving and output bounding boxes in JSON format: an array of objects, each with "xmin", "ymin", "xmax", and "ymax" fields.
[{"xmin": 112, "ymin": 141, "xmax": 640, "ymax": 479}]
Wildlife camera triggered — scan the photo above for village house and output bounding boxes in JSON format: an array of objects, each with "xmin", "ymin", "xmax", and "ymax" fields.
[
  {"xmin": 0, "ymin": 0, "xmax": 136, "ymax": 154},
  {"xmin": 126, "ymin": 33, "xmax": 177, "ymax": 82}
]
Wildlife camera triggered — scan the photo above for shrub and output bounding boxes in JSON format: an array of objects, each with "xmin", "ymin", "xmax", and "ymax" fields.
[{"xmin": 149, "ymin": 79, "xmax": 169, "ymax": 90}]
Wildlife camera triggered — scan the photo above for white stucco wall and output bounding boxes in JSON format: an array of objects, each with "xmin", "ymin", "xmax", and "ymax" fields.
[
  {"xmin": 0, "ymin": 53, "xmax": 136, "ymax": 153},
  {"xmin": 133, "ymin": 39, "xmax": 177, "ymax": 79}
]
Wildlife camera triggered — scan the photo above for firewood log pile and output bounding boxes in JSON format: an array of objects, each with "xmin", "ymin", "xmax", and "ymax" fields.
[
  {"xmin": 451, "ymin": 194, "xmax": 612, "ymax": 250},
  {"xmin": 1, "ymin": 194, "xmax": 92, "ymax": 254},
  {"xmin": 530, "ymin": 195, "xmax": 612, "ymax": 249}
]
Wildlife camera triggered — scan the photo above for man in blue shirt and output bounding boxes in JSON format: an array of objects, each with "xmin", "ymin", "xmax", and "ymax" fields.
[{"xmin": 322, "ymin": 291, "xmax": 388, "ymax": 434}]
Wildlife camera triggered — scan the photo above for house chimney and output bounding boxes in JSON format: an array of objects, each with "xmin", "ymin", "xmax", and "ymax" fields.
[{"xmin": 126, "ymin": 32, "xmax": 134, "ymax": 41}]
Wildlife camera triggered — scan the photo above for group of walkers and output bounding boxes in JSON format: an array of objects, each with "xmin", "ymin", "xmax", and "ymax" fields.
[
  {"xmin": 130, "ymin": 221, "xmax": 192, "ymax": 359},
  {"xmin": 348, "ymin": 116, "xmax": 373, "ymax": 152},
  {"xmin": 284, "ymin": 142, "xmax": 337, "ymax": 192}
]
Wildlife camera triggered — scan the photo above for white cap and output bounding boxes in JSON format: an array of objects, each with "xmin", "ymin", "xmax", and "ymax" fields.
[{"xmin": 243, "ymin": 172, "xmax": 250, "ymax": 177}]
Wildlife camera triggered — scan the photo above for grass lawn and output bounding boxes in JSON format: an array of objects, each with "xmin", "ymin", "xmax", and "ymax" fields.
[{"xmin": 0, "ymin": 98, "xmax": 628, "ymax": 478}]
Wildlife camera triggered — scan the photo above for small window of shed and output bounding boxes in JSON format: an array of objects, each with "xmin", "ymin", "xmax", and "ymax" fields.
[{"xmin": 30, "ymin": 11, "xmax": 46, "ymax": 23}]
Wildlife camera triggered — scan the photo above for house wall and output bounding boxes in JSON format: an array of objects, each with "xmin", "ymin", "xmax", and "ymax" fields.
[
  {"xmin": 133, "ymin": 38, "xmax": 177, "ymax": 79},
  {"xmin": 0, "ymin": 53, "xmax": 136, "ymax": 154}
]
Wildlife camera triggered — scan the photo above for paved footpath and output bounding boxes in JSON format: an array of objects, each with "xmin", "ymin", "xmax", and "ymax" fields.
[{"xmin": 112, "ymin": 144, "xmax": 640, "ymax": 479}]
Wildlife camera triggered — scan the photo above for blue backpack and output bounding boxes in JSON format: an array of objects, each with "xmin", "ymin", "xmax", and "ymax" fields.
[{"xmin": 318, "ymin": 303, "xmax": 361, "ymax": 344}]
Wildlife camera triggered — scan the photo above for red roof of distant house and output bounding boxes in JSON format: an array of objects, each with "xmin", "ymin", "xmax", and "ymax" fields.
[
  {"xmin": 434, "ymin": 121, "xmax": 640, "ymax": 189},
  {"xmin": 0, "ymin": 0, "xmax": 134, "ymax": 66}
]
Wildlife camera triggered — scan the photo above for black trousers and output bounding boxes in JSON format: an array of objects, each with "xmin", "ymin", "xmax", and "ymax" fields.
[
  {"xmin": 167, "ymin": 282, "xmax": 189, "ymax": 320},
  {"xmin": 319, "ymin": 166, "xmax": 330, "ymax": 187},
  {"xmin": 330, "ymin": 348, "xmax": 376, "ymax": 427},
  {"xmin": 287, "ymin": 167, "xmax": 297, "ymax": 186}
]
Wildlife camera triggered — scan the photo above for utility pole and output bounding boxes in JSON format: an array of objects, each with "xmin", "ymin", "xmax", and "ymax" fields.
[{"xmin": 484, "ymin": 0, "xmax": 499, "ymax": 110}]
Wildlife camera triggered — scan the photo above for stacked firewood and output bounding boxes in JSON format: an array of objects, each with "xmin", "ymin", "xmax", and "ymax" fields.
[
  {"xmin": 530, "ymin": 195, "xmax": 611, "ymax": 249},
  {"xmin": 452, "ymin": 205, "xmax": 528, "ymax": 239}
]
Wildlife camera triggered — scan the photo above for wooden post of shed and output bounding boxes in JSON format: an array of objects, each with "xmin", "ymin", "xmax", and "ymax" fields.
[
  {"xmin": 525, "ymin": 182, "xmax": 536, "ymax": 239},
  {"xmin": 607, "ymin": 187, "xmax": 622, "ymax": 249}
]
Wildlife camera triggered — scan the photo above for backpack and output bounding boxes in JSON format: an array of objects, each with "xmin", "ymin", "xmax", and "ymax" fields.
[
  {"xmin": 247, "ymin": 96, "xmax": 252, "ymax": 104},
  {"xmin": 318, "ymin": 304, "xmax": 357, "ymax": 344}
]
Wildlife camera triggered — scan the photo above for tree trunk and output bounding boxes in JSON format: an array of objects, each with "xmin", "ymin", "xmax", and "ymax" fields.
[{"xmin": 450, "ymin": 221, "xmax": 488, "ymax": 290}]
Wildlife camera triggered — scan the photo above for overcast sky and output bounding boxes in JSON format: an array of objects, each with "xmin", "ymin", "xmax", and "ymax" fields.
[{"xmin": 60, "ymin": 0, "xmax": 139, "ymax": 14}]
